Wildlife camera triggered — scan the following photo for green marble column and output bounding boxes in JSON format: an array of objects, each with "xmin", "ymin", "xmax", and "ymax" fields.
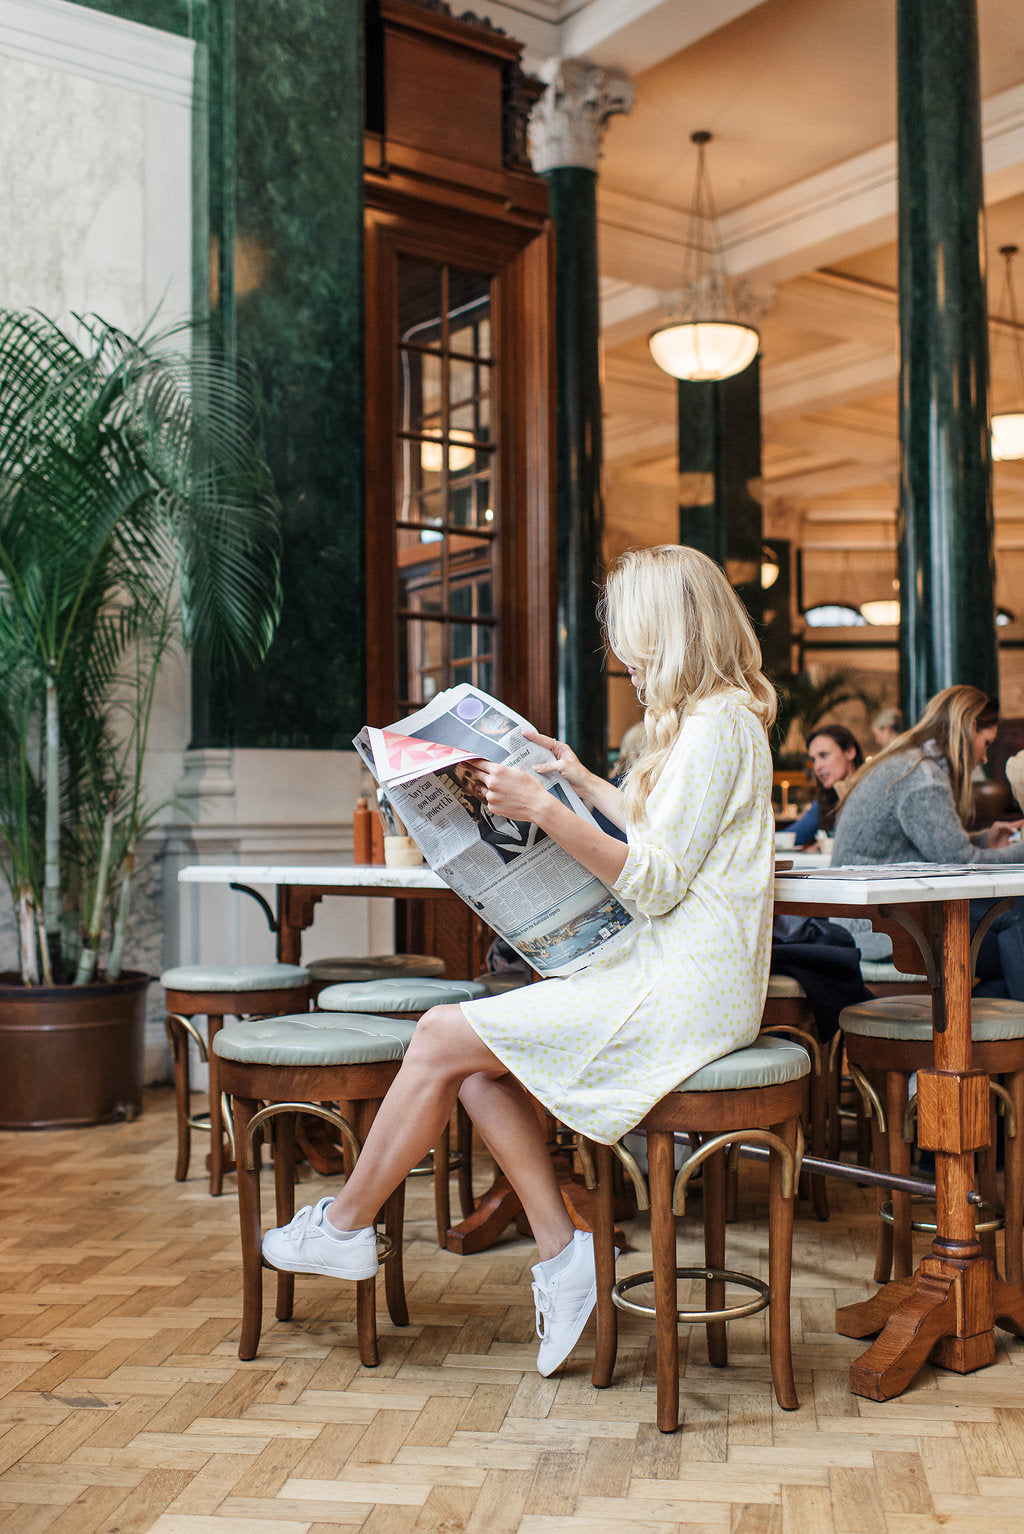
[
  {"xmin": 543, "ymin": 166, "xmax": 606, "ymax": 771},
  {"xmin": 194, "ymin": 0, "xmax": 366, "ymax": 748},
  {"xmin": 677, "ymin": 358, "xmax": 770, "ymax": 652},
  {"xmin": 897, "ymin": 0, "xmax": 998, "ymax": 720},
  {"xmin": 532, "ymin": 61, "xmax": 632, "ymax": 771}
]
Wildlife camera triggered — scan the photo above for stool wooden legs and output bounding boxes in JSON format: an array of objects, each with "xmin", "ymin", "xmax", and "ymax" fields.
[
  {"xmin": 591, "ymin": 1141, "xmax": 618, "ymax": 1390},
  {"xmin": 592, "ymin": 1110, "xmax": 801, "ymax": 1432},
  {"xmin": 768, "ymin": 1119, "xmax": 799, "ymax": 1411},
  {"xmin": 229, "ymin": 1092, "xmax": 407, "ymax": 1367}
]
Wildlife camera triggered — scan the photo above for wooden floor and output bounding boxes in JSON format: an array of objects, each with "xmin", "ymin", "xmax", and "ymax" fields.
[{"xmin": 2, "ymin": 1092, "xmax": 1024, "ymax": 1533}]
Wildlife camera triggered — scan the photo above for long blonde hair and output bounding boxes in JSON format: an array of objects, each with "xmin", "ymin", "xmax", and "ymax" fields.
[
  {"xmin": 599, "ymin": 545, "xmax": 776, "ymax": 820},
  {"xmin": 841, "ymin": 684, "xmax": 998, "ymax": 824}
]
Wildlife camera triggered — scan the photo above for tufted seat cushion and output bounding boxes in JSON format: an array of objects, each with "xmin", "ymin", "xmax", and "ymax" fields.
[
  {"xmin": 317, "ymin": 977, "xmax": 488, "ymax": 1013},
  {"xmin": 841, "ymin": 995, "xmax": 1024, "ymax": 1042},
  {"xmin": 673, "ymin": 1035, "xmax": 811, "ymax": 1093},
  {"xmin": 473, "ymin": 972, "xmax": 532, "ymax": 995},
  {"xmin": 766, "ymin": 974, "xmax": 806, "ymax": 1000},
  {"xmin": 212, "ymin": 1012, "xmax": 417, "ymax": 1066},
  {"xmin": 161, "ymin": 963, "xmax": 309, "ymax": 991},
  {"xmin": 859, "ymin": 960, "xmax": 928, "ymax": 984},
  {"xmin": 307, "ymin": 954, "xmax": 445, "ymax": 985}
]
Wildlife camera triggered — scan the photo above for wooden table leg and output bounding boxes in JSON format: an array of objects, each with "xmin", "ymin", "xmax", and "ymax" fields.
[{"xmin": 835, "ymin": 900, "xmax": 1017, "ymax": 1399}]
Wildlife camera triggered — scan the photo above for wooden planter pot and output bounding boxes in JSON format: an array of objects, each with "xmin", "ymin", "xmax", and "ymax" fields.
[{"xmin": 0, "ymin": 971, "xmax": 150, "ymax": 1129}]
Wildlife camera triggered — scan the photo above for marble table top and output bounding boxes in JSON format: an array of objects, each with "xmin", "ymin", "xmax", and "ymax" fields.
[{"xmin": 180, "ymin": 861, "xmax": 1024, "ymax": 907}]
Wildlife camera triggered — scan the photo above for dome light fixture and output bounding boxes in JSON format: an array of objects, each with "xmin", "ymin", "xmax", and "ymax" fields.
[
  {"xmin": 860, "ymin": 598, "xmax": 901, "ymax": 626},
  {"xmin": 992, "ymin": 244, "xmax": 1024, "ymax": 462},
  {"xmin": 760, "ymin": 544, "xmax": 780, "ymax": 590},
  {"xmin": 649, "ymin": 132, "xmax": 761, "ymax": 383},
  {"xmin": 802, "ymin": 604, "xmax": 866, "ymax": 628}
]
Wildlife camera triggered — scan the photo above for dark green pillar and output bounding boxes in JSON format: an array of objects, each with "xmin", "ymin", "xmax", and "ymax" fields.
[
  {"xmin": 677, "ymin": 358, "xmax": 772, "ymax": 657},
  {"xmin": 195, "ymin": 0, "xmax": 366, "ymax": 748},
  {"xmin": 532, "ymin": 62, "xmax": 632, "ymax": 771},
  {"xmin": 543, "ymin": 167, "xmax": 606, "ymax": 770},
  {"xmin": 897, "ymin": 0, "xmax": 998, "ymax": 721}
]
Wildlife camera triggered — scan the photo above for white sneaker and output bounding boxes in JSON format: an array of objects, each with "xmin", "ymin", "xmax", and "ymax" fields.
[
  {"xmin": 531, "ymin": 1230, "xmax": 603, "ymax": 1377},
  {"xmin": 261, "ymin": 1198, "xmax": 379, "ymax": 1279}
]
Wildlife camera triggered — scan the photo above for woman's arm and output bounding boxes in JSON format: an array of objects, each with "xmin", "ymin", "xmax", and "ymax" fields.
[
  {"xmin": 612, "ymin": 712, "xmax": 741, "ymax": 916},
  {"xmin": 789, "ymin": 800, "xmax": 820, "ymax": 847},
  {"xmin": 522, "ymin": 728, "xmax": 628, "ymax": 830},
  {"xmin": 472, "ymin": 761, "xmax": 628, "ymax": 886},
  {"xmin": 897, "ymin": 772, "xmax": 1024, "ymax": 863}
]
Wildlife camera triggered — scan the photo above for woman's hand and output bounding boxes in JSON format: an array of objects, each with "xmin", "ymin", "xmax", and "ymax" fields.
[
  {"xmin": 522, "ymin": 728, "xmax": 596, "ymax": 799},
  {"xmin": 986, "ymin": 819, "xmax": 1024, "ymax": 849},
  {"xmin": 472, "ymin": 760, "xmax": 550, "ymax": 823}
]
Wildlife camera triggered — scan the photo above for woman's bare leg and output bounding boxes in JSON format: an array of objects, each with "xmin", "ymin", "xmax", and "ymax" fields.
[
  {"xmin": 325, "ymin": 1005, "xmax": 572, "ymax": 1259},
  {"xmin": 458, "ymin": 1071, "xmax": 575, "ymax": 1260}
]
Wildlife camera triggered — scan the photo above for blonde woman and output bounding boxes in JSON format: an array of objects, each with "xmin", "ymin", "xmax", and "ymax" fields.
[
  {"xmin": 833, "ymin": 685, "xmax": 1024, "ymax": 997},
  {"xmin": 263, "ymin": 545, "xmax": 778, "ymax": 1375}
]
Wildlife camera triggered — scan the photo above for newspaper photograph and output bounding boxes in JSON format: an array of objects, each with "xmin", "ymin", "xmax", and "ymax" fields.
[{"xmin": 353, "ymin": 684, "xmax": 638, "ymax": 976}]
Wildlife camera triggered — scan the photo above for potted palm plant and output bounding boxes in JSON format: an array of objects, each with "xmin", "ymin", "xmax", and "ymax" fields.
[{"xmin": 0, "ymin": 310, "xmax": 281, "ymax": 1128}]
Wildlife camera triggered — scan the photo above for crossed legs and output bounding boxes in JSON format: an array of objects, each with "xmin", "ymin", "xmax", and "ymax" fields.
[{"xmin": 325, "ymin": 1004, "xmax": 575, "ymax": 1261}]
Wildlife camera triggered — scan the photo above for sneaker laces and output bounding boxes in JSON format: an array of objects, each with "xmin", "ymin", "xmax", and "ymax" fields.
[
  {"xmin": 284, "ymin": 1202, "xmax": 323, "ymax": 1242},
  {"xmin": 531, "ymin": 1279, "xmax": 553, "ymax": 1340}
]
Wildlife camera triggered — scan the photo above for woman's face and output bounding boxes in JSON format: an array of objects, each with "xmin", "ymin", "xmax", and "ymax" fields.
[
  {"xmin": 971, "ymin": 721, "xmax": 998, "ymax": 767},
  {"xmin": 808, "ymin": 734, "xmax": 859, "ymax": 789},
  {"xmin": 872, "ymin": 723, "xmax": 897, "ymax": 748}
]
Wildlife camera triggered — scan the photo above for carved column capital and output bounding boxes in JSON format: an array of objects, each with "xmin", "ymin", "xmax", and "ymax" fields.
[{"xmin": 529, "ymin": 59, "xmax": 634, "ymax": 174}]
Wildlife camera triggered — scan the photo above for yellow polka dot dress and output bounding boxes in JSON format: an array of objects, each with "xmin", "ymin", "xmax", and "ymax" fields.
[{"xmin": 461, "ymin": 690, "xmax": 775, "ymax": 1144}]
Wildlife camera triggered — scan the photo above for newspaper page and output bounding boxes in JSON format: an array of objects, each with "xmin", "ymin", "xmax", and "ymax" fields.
[{"xmin": 353, "ymin": 684, "xmax": 638, "ymax": 977}]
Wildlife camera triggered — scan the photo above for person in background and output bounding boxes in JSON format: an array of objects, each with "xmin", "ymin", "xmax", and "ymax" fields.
[
  {"xmin": 871, "ymin": 706, "xmax": 903, "ymax": 750},
  {"xmin": 832, "ymin": 685, "xmax": 1024, "ymax": 999},
  {"xmin": 789, "ymin": 724, "xmax": 864, "ymax": 848},
  {"xmin": 260, "ymin": 545, "xmax": 778, "ymax": 1379}
]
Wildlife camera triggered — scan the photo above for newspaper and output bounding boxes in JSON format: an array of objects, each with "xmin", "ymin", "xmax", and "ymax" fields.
[{"xmin": 353, "ymin": 684, "xmax": 638, "ymax": 977}]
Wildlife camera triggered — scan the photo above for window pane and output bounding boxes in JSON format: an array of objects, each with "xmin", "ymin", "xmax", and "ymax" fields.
[
  {"xmin": 450, "ymin": 537, "xmax": 493, "ymax": 617},
  {"xmin": 399, "ymin": 349, "xmax": 442, "ymax": 436},
  {"xmin": 397, "ymin": 528, "xmax": 444, "ymax": 612},
  {"xmin": 402, "ymin": 617, "xmax": 444, "ymax": 705},
  {"xmin": 448, "ymin": 268, "xmax": 491, "ymax": 355},
  {"xmin": 397, "ymin": 255, "xmax": 443, "ymax": 344}
]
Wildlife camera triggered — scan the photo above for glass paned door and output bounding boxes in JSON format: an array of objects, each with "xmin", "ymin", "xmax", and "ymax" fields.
[{"xmin": 394, "ymin": 254, "xmax": 497, "ymax": 709}]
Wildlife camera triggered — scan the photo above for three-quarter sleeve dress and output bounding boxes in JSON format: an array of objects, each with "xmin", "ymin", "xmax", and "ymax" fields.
[{"xmin": 460, "ymin": 688, "xmax": 775, "ymax": 1144}]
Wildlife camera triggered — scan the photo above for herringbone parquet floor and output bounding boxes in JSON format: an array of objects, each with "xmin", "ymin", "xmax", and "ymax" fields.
[{"xmin": 2, "ymin": 1089, "xmax": 1024, "ymax": 1533}]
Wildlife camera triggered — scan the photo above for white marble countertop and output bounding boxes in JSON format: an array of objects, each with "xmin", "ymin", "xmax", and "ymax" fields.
[
  {"xmin": 179, "ymin": 863, "xmax": 446, "ymax": 890},
  {"xmin": 179, "ymin": 861, "xmax": 1024, "ymax": 907}
]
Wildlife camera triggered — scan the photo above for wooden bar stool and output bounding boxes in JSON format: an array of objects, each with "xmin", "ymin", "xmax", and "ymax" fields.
[
  {"xmin": 162, "ymin": 963, "xmax": 310, "ymax": 1195},
  {"xmin": 761, "ymin": 974, "xmax": 830, "ymax": 1220},
  {"xmin": 307, "ymin": 953, "xmax": 445, "ymax": 1003},
  {"xmin": 587, "ymin": 1035, "xmax": 810, "ymax": 1433},
  {"xmin": 212, "ymin": 1011, "xmax": 415, "ymax": 1367},
  {"xmin": 838, "ymin": 995, "xmax": 1024, "ymax": 1289},
  {"xmin": 317, "ymin": 976, "xmax": 488, "ymax": 1243}
]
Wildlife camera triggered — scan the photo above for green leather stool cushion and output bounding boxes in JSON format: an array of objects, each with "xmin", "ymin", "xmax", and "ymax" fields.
[
  {"xmin": 212, "ymin": 1012, "xmax": 417, "ymax": 1066},
  {"xmin": 674, "ymin": 1035, "xmax": 811, "ymax": 1093},
  {"xmin": 317, "ymin": 977, "xmax": 488, "ymax": 1013},
  {"xmin": 161, "ymin": 963, "xmax": 309, "ymax": 991},
  {"xmin": 841, "ymin": 995, "xmax": 1024, "ymax": 1042},
  {"xmin": 860, "ymin": 961, "xmax": 929, "ymax": 985},
  {"xmin": 307, "ymin": 954, "xmax": 445, "ymax": 984},
  {"xmin": 766, "ymin": 974, "xmax": 806, "ymax": 1000}
]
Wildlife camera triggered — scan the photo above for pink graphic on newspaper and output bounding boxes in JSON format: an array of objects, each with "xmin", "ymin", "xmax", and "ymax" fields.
[{"xmin": 367, "ymin": 727, "xmax": 479, "ymax": 787}]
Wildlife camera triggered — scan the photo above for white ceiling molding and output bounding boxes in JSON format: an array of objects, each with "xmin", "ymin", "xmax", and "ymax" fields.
[
  {"xmin": 560, "ymin": 0, "xmax": 764, "ymax": 76},
  {"xmin": 599, "ymin": 79, "xmax": 1024, "ymax": 330}
]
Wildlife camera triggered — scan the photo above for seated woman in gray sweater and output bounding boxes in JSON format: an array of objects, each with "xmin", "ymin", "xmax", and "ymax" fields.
[{"xmin": 832, "ymin": 685, "xmax": 1024, "ymax": 998}]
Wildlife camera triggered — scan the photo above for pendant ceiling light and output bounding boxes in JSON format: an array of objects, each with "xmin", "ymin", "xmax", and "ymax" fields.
[
  {"xmin": 649, "ymin": 131, "xmax": 760, "ymax": 383},
  {"xmin": 992, "ymin": 243, "xmax": 1024, "ymax": 462}
]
